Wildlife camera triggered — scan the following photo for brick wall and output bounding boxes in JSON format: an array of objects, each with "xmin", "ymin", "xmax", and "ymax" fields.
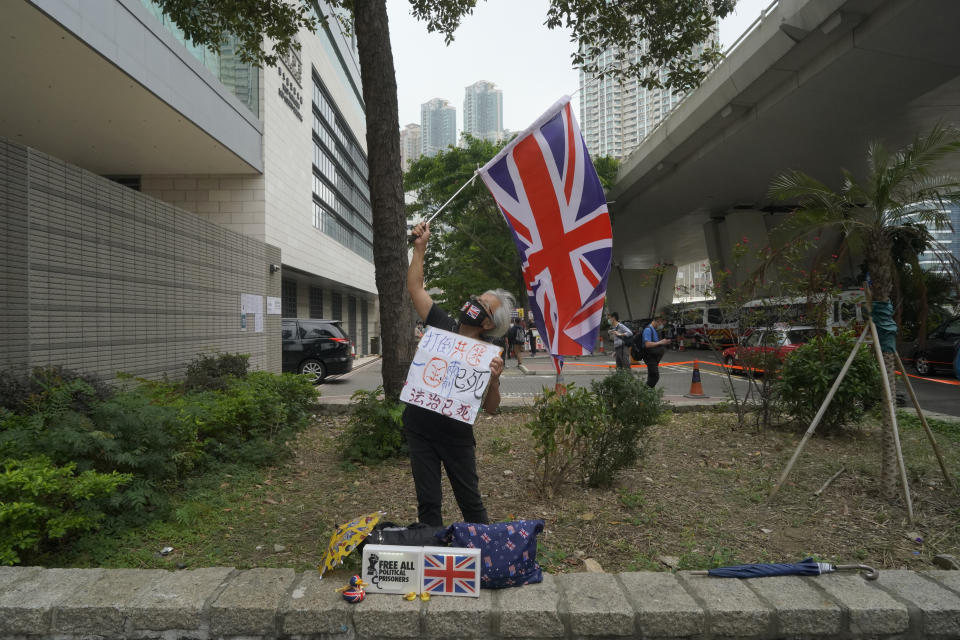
[
  {"xmin": 0, "ymin": 138, "xmax": 281, "ymax": 381},
  {"xmin": 140, "ymin": 174, "xmax": 266, "ymax": 242},
  {"xmin": 0, "ymin": 141, "xmax": 30, "ymax": 370}
]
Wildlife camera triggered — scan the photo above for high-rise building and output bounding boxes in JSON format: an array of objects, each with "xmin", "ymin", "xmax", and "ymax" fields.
[
  {"xmin": 399, "ymin": 123, "xmax": 422, "ymax": 171},
  {"xmin": 579, "ymin": 36, "xmax": 717, "ymax": 160},
  {"xmin": 463, "ymin": 80, "xmax": 503, "ymax": 143},
  {"xmin": 673, "ymin": 261, "xmax": 714, "ymax": 302},
  {"xmin": 910, "ymin": 203, "xmax": 960, "ymax": 277},
  {"xmin": 0, "ymin": 0, "xmax": 379, "ymax": 380},
  {"xmin": 420, "ymin": 98, "xmax": 457, "ymax": 157}
]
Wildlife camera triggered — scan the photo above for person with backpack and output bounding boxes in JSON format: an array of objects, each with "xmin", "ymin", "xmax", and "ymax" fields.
[
  {"xmin": 641, "ymin": 315, "xmax": 671, "ymax": 388},
  {"xmin": 607, "ymin": 311, "xmax": 633, "ymax": 370},
  {"xmin": 510, "ymin": 318, "xmax": 530, "ymax": 374}
]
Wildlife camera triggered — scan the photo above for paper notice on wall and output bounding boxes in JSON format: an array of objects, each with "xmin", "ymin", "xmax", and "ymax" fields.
[
  {"xmin": 266, "ymin": 297, "xmax": 282, "ymax": 315},
  {"xmin": 399, "ymin": 326, "xmax": 500, "ymax": 425},
  {"xmin": 241, "ymin": 293, "xmax": 263, "ymax": 315},
  {"xmin": 254, "ymin": 312, "xmax": 263, "ymax": 333}
]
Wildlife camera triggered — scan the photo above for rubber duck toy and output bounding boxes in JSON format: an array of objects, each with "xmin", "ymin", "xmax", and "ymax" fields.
[{"xmin": 336, "ymin": 575, "xmax": 368, "ymax": 603}]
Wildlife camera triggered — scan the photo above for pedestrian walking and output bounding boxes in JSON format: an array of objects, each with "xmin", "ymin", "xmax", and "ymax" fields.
[
  {"xmin": 510, "ymin": 318, "xmax": 530, "ymax": 374},
  {"xmin": 607, "ymin": 312, "xmax": 633, "ymax": 370},
  {"xmin": 641, "ymin": 315, "xmax": 671, "ymax": 388}
]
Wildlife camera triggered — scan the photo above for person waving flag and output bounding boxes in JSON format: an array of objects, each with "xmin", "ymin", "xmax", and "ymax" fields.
[{"xmin": 478, "ymin": 96, "xmax": 612, "ymax": 364}]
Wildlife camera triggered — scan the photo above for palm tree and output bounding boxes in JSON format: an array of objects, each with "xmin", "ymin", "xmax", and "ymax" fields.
[{"xmin": 768, "ymin": 124, "xmax": 960, "ymax": 499}]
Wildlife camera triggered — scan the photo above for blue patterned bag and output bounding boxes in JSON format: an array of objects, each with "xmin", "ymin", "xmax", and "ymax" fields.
[{"xmin": 444, "ymin": 520, "xmax": 544, "ymax": 589}]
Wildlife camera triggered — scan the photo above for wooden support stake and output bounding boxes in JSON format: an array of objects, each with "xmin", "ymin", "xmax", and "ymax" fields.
[
  {"xmin": 894, "ymin": 351, "xmax": 956, "ymax": 491},
  {"xmin": 868, "ymin": 319, "xmax": 913, "ymax": 523},
  {"xmin": 769, "ymin": 325, "xmax": 870, "ymax": 500},
  {"xmin": 814, "ymin": 466, "xmax": 846, "ymax": 497}
]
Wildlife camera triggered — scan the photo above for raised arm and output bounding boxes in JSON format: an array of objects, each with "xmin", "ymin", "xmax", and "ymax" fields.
[{"xmin": 407, "ymin": 221, "xmax": 434, "ymax": 321}]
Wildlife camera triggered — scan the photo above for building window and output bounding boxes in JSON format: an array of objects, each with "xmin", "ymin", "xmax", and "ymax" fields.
[
  {"xmin": 309, "ymin": 286, "xmax": 323, "ymax": 318},
  {"xmin": 312, "ymin": 72, "xmax": 374, "ymax": 262},
  {"xmin": 141, "ymin": 2, "xmax": 259, "ymax": 116},
  {"xmin": 331, "ymin": 292, "xmax": 342, "ymax": 320},
  {"xmin": 281, "ymin": 279, "xmax": 298, "ymax": 317}
]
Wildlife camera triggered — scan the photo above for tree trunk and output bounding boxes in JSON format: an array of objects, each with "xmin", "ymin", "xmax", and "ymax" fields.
[
  {"xmin": 353, "ymin": 0, "xmax": 417, "ymax": 397},
  {"xmin": 865, "ymin": 230, "xmax": 898, "ymax": 499}
]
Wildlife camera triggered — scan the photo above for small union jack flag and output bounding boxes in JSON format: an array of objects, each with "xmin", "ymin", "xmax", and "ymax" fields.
[
  {"xmin": 423, "ymin": 553, "xmax": 478, "ymax": 596},
  {"xmin": 479, "ymin": 96, "xmax": 612, "ymax": 358}
]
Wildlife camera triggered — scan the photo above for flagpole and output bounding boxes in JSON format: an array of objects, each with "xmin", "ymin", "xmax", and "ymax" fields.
[{"xmin": 424, "ymin": 172, "xmax": 480, "ymax": 226}]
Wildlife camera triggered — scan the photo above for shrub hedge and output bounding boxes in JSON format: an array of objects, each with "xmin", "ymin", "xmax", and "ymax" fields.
[
  {"xmin": 0, "ymin": 355, "xmax": 317, "ymax": 564},
  {"xmin": 778, "ymin": 332, "xmax": 881, "ymax": 432}
]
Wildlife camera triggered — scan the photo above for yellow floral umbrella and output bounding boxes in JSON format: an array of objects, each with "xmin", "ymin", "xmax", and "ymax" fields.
[{"xmin": 318, "ymin": 511, "xmax": 383, "ymax": 577}]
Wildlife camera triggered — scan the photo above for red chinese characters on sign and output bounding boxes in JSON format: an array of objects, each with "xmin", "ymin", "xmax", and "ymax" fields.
[
  {"xmin": 400, "ymin": 326, "xmax": 501, "ymax": 425},
  {"xmin": 423, "ymin": 357, "xmax": 447, "ymax": 388},
  {"xmin": 466, "ymin": 344, "xmax": 487, "ymax": 366}
]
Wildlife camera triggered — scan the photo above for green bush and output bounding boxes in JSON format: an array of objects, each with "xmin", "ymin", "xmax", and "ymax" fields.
[
  {"xmin": 526, "ymin": 384, "xmax": 596, "ymax": 497},
  {"xmin": 0, "ymin": 366, "xmax": 113, "ymax": 413},
  {"xmin": 0, "ymin": 366, "xmax": 316, "ymax": 526},
  {"xmin": 778, "ymin": 332, "xmax": 881, "ymax": 432},
  {"xmin": 184, "ymin": 352, "xmax": 250, "ymax": 392},
  {"xmin": 338, "ymin": 387, "xmax": 406, "ymax": 464},
  {"xmin": 0, "ymin": 456, "xmax": 131, "ymax": 565},
  {"xmin": 526, "ymin": 372, "xmax": 664, "ymax": 496},
  {"xmin": 0, "ymin": 378, "xmax": 190, "ymax": 515},
  {"xmin": 177, "ymin": 372, "xmax": 316, "ymax": 467},
  {"xmin": 584, "ymin": 371, "xmax": 664, "ymax": 487}
]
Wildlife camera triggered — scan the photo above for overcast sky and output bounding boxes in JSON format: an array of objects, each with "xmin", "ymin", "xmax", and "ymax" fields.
[{"xmin": 388, "ymin": 0, "xmax": 772, "ymax": 134}]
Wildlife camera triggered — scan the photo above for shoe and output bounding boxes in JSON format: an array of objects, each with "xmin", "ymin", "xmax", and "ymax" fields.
[{"xmin": 518, "ymin": 364, "xmax": 530, "ymax": 375}]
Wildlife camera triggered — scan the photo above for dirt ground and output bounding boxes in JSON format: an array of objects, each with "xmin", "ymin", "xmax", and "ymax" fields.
[{"xmin": 248, "ymin": 407, "xmax": 960, "ymax": 578}]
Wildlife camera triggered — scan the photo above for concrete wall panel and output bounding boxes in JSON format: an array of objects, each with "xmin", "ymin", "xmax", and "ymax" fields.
[{"xmin": 0, "ymin": 138, "xmax": 280, "ymax": 380}]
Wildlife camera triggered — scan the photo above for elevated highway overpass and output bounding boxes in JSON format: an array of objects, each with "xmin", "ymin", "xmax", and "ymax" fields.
[{"xmin": 605, "ymin": 0, "xmax": 960, "ymax": 319}]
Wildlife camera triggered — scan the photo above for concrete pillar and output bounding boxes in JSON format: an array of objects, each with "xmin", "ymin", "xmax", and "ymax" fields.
[
  {"xmin": 701, "ymin": 210, "xmax": 771, "ymax": 290},
  {"xmin": 607, "ymin": 264, "xmax": 678, "ymax": 321},
  {"xmin": 705, "ymin": 210, "xmax": 863, "ymax": 295}
]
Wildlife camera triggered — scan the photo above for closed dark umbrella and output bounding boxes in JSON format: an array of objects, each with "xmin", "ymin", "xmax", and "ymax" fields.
[{"xmin": 692, "ymin": 558, "xmax": 878, "ymax": 580}]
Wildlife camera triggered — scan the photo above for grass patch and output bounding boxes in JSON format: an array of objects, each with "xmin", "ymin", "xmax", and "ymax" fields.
[{"xmin": 33, "ymin": 408, "xmax": 960, "ymax": 578}]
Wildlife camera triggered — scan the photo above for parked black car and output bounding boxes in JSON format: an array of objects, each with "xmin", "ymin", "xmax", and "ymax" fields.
[
  {"xmin": 909, "ymin": 316, "xmax": 960, "ymax": 376},
  {"xmin": 282, "ymin": 318, "xmax": 353, "ymax": 383}
]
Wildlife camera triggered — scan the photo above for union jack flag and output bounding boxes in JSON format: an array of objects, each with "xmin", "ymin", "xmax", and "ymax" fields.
[
  {"xmin": 479, "ymin": 97, "xmax": 612, "ymax": 356},
  {"xmin": 422, "ymin": 553, "xmax": 478, "ymax": 595}
]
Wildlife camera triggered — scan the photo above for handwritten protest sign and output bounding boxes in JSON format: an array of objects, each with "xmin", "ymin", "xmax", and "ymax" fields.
[{"xmin": 400, "ymin": 326, "xmax": 500, "ymax": 425}]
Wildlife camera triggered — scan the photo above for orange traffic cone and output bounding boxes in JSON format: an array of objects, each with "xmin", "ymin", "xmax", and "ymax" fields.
[{"xmin": 684, "ymin": 360, "xmax": 708, "ymax": 398}]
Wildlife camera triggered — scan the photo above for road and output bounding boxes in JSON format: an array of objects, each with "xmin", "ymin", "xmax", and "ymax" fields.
[{"xmin": 320, "ymin": 348, "xmax": 959, "ymax": 418}]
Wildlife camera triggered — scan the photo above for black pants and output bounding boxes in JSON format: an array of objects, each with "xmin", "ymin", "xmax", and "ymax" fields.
[
  {"xmin": 643, "ymin": 354, "xmax": 661, "ymax": 388},
  {"xmin": 405, "ymin": 428, "xmax": 488, "ymax": 527}
]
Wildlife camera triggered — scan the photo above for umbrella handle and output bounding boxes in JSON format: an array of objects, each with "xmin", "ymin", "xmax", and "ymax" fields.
[{"xmin": 834, "ymin": 564, "xmax": 879, "ymax": 580}]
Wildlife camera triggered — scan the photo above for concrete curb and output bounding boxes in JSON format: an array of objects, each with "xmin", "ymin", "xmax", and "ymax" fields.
[{"xmin": 2, "ymin": 566, "xmax": 959, "ymax": 639}]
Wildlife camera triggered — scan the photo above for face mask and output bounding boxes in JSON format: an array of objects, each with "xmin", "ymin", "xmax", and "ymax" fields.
[{"xmin": 459, "ymin": 296, "xmax": 490, "ymax": 327}]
